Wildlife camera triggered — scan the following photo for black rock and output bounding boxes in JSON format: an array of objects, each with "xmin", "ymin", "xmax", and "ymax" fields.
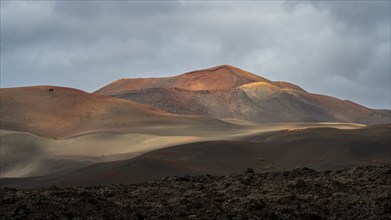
[{"xmin": 0, "ymin": 165, "xmax": 389, "ymax": 219}]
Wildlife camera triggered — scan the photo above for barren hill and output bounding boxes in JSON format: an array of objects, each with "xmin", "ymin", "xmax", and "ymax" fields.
[
  {"xmin": 95, "ymin": 65, "xmax": 390, "ymax": 124},
  {"xmin": 0, "ymin": 86, "xmax": 232, "ymax": 138}
]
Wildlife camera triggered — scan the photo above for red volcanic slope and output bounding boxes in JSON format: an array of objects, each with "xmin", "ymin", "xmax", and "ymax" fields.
[
  {"xmin": 0, "ymin": 86, "xmax": 168, "ymax": 138},
  {"xmin": 94, "ymin": 65, "xmax": 390, "ymax": 124},
  {"xmin": 95, "ymin": 65, "xmax": 305, "ymax": 95},
  {"xmin": 272, "ymin": 81, "xmax": 307, "ymax": 92}
]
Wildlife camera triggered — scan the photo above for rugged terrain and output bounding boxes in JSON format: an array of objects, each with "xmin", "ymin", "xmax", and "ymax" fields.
[
  {"xmin": 1, "ymin": 165, "xmax": 390, "ymax": 219},
  {"xmin": 95, "ymin": 65, "xmax": 390, "ymax": 124}
]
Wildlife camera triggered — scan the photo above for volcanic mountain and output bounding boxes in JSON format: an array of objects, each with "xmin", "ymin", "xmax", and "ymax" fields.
[
  {"xmin": 1, "ymin": 66, "xmax": 390, "ymax": 188},
  {"xmin": 95, "ymin": 65, "xmax": 390, "ymax": 124}
]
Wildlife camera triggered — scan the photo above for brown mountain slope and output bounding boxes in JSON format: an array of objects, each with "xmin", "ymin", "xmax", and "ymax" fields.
[
  {"xmin": 0, "ymin": 86, "xmax": 233, "ymax": 138},
  {"xmin": 95, "ymin": 65, "xmax": 390, "ymax": 124},
  {"xmin": 0, "ymin": 86, "xmax": 167, "ymax": 138},
  {"xmin": 106, "ymin": 81, "xmax": 389, "ymax": 124},
  {"xmin": 94, "ymin": 65, "xmax": 303, "ymax": 95}
]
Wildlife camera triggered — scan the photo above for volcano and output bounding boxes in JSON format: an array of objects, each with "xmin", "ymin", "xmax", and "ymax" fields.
[
  {"xmin": 1, "ymin": 65, "xmax": 390, "ymax": 188},
  {"xmin": 95, "ymin": 65, "xmax": 390, "ymax": 124}
]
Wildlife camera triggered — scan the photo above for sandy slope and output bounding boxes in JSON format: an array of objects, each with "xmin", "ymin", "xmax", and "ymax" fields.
[
  {"xmin": 71, "ymin": 125, "xmax": 391, "ymax": 183},
  {"xmin": 0, "ymin": 130, "xmax": 199, "ymax": 177},
  {"xmin": 2, "ymin": 122, "xmax": 384, "ymax": 187},
  {"xmin": 0, "ymin": 122, "xmax": 364, "ymax": 179},
  {"xmin": 29, "ymin": 123, "xmax": 387, "ymax": 187}
]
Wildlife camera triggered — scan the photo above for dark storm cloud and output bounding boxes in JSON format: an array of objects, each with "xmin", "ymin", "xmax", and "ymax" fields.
[{"xmin": 1, "ymin": 1, "xmax": 390, "ymax": 109}]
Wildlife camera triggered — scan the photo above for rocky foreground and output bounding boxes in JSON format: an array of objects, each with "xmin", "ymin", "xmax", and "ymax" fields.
[{"xmin": 1, "ymin": 165, "xmax": 390, "ymax": 219}]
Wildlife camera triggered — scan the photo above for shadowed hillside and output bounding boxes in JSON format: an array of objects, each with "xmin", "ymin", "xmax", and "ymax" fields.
[{"xmin": 2, "ymin": 124, "xmax": 389, "ymax": 187}]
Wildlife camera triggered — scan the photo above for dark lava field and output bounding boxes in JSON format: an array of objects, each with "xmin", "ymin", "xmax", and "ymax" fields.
[{"xmin": 1, "ymin": 165, "xmax": 390, "ymax": 220}]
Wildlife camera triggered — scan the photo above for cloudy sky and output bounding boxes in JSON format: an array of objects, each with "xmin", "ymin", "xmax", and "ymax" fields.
[{"xmin": 1, "ymin": 1, "xmax": 390, "ymax": 109}]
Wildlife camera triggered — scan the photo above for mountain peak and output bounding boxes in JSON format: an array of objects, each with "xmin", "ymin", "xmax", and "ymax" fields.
[
  {"xmin": 171, "ymin": 65, "xmax": 272, "ymax": 91},
  {"xmin": 95, "ymin": 65, "xmax": 271, "ymax": 94},
  {"xmin": 95, "ymin": 65, "xmax": 310, "ymax": 95},
  {"xmin": 182, "ymin": 65, "xmax": 270, "ymax": 83}
]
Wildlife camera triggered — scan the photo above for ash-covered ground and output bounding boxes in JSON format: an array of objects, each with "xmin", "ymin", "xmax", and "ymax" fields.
[{"xmin": 1, "ymin": 165, "xmax": 390, "ymax": 219}]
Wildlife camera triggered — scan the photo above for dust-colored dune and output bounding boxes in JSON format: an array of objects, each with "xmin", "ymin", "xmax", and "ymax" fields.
[
  {"xmin": 68, "ymin": 124, "xmax": 390, "ymax": 185},
  {"xmin": 0, "ymin": 122, "xmax": 362, "ymax": 179},
  {"xmin": 2, "ymin": 123, "xmax": 388, "ymax": 187},
  {"xmin": 65, "ymin": 124, "xmax": 389, "ymax": 185},
  {"xmin": 96, "ymin": 65, "xmax": 390, "ymax": 124},
  {"xmin": 0, "ymin": 130, "xmax": 200, "ymax": 178}
]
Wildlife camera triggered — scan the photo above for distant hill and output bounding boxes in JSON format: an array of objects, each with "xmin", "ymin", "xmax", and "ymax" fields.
[
  {"xmin": 0, "ymin": 86, "xmax": 230, "ymax": 138},
  {"xmin": 95, "ymin": 65, "xmax": 390, "ymax": 124}
]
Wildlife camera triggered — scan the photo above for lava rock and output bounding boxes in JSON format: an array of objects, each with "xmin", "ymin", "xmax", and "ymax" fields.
[{"xmin": 1, "ymin": 165, "xmax": 390, "ymax": 219}]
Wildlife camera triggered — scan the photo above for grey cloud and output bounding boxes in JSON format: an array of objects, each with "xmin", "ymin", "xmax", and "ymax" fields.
[
  {"xmin": 0, "ymin": 1, "xmax": 390, "ymax": 109},
  {"xmin": 54, "ymin": 1, "xmax": 180, "ymax": 18},
  {"xmin": 314, "ymin": 1, "xmax": 390, "ymax": 31}
]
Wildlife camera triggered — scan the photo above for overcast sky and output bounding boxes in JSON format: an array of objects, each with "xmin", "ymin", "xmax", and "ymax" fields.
[{"xmin": 1, "ymin": 1, "xmax": 390, "ymax": 109}]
